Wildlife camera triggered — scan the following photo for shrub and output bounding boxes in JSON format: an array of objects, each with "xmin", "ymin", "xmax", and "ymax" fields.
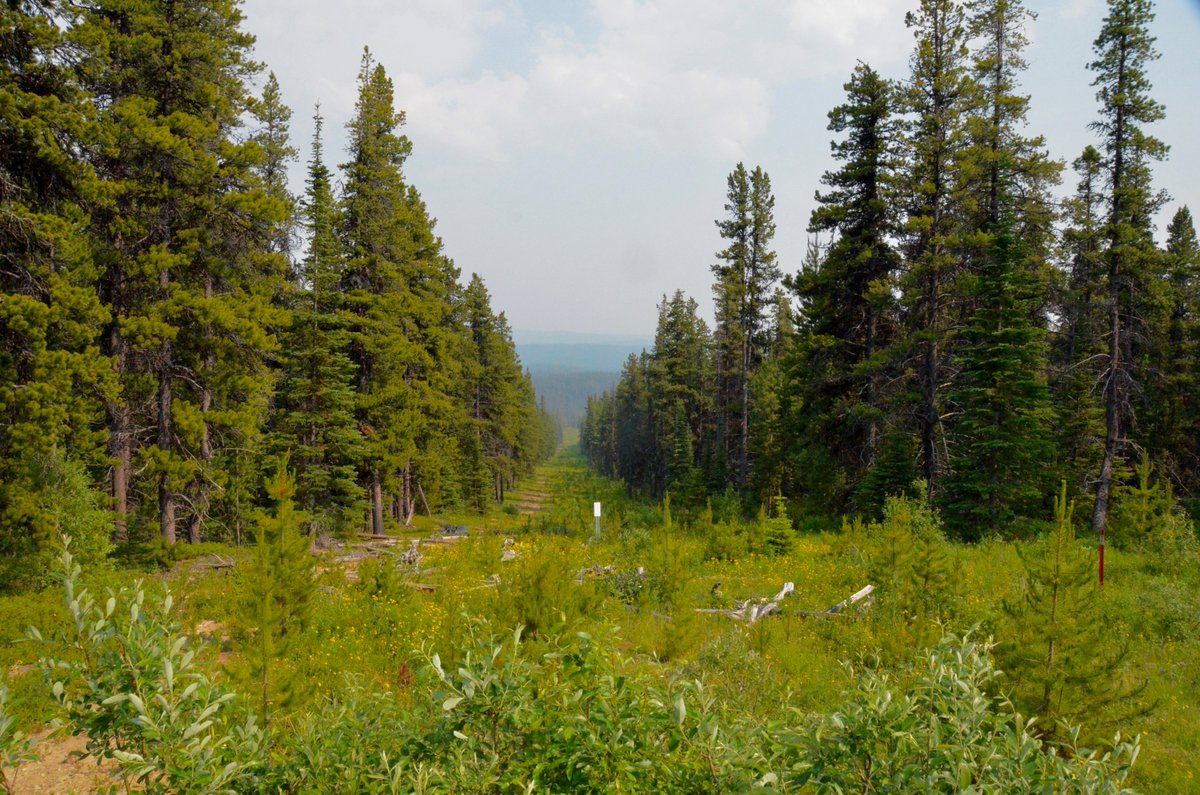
[
  {"xmin": 766, "ymin": 632, "xmax": 1142, "ymax": 793},
  {"xmin": 0, "ymin": 684, "xmax": 39, "ymax": 795},
  {"xmin": 0, "ymin": 452, "xmax": 111, "ymax": 593},
  {"xmin": 703, "ymin": 520, "xmax": 745, "ymax": 562},
  {"xmin": 31, "ymin": 541, "xmax": 263, "ymax": 793},
  {"xmin": 997, "ymin": 485, "xmax": 1145, "ymax": 746}
]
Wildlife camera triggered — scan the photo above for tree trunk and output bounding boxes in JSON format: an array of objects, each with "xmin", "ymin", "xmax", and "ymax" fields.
[
  {"xmin": 370, "ymin": 469, "xmax": 384, "ymax": 535},
  {"xmin": 1093, "ymin": 47, "xmax": 1128, "ymax": 538},
  {"xmin": 1092, "ymin": 253, "xmax": 1121, "ymax": 538},
  {"xmin": 110, "ymin": 341, "xmax": 131, "ymax": 543},
  {"xmin": 402, "ymin": 462, "xmax": 414, "ymax": 526},
  {"xmin": 158, "ymin": 353, "xmax": 176, "ymax": 545},
  {"xmin": 108, "ymin": 304, "xmax": 130, "ymax": 542},
  {"xmin": 188, "ymin": 277, "xmax": 215, "ymax": 545},
  {"xmin": 921, "ymin": 287, "xmax": 941, "ymax": 493}
]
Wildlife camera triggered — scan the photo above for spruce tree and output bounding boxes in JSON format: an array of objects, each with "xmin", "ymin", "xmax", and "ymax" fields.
[
  {"xmin": 942, "ymin": 221, "xmax": 1055, "ymax": 538},
  {"xmin": 1053, "ymin": 147, "xmax": 1108, "ymax": 491},
  {"xmin": 712, "ymin": 164, "xmax": 779, "ymax": 493},
  {"xmin": 648, "ymin": 291, "xmax": 714, "ymax": 500},
  {"xmin": 998, "ymin": 484, "xmax": 1138, "ymax": 745},
  {"xmin": 788, "ymin": 62, "xmax": 902, "ymax": 511},
  {"xmin": 0, "ymin": 0, "xmax": 114, "ymax": 576},
  {"xmin": 458, "ymin": 274, "xmax": 526, "ymax": 509},
  {"xmin": 1147, "ymin": 207, "xmax": 1200, "ymax": 491},
  {"xmin": 397, "ymin": 185, "xmax": 463, "ymax": 519},
  {"xmin": 1086, "ymin": 0, "xmax": 1169, "ymax": 539},
  {"xmin": 613, "ymin": 353, "xmax": 655, "ymax": 491},
  {"xmin": 899, "ymin": 0, "xmax": 975, "ymax": 494},
  {"xmin": 942, "ymin": 0, "xmax": 1059, "ymax": 538},
  {"xmin": 272, "ymin": 111, "xmax": 364, "ymax": 536},
  {"xmin": 340, "ymin": 49, "xmax": 420, "ymax": 535}
]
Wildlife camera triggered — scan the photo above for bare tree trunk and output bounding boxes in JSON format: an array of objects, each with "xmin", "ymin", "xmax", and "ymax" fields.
[
  {"xmin": 188, "ymin": 276, "xmax": 215, "ymax": 545},
  {"xmin": 370, "ymin": 469, "xmax": 384, "ymax": 535},
  {"xmin": 416, "ymin": 481, "xmax": 431, "ymax": 517},
  {"xmin": 739, "ymin": 334, "xmax": 751, "ymax": 491},
  {"xmin": 402, "ymin": 462, "xmax": 414, "ymax": 526},
  {"xmin": 110, "ymin": 340, "xmax": 130, "ymax": 542},
  {"xmin": 187, "ymin": 378, "xmax": 212, "ymax": 544},
  {"xmin": 158, "ymin": 353, "xmax": 176, "ymax": 545},
  {"xmin": 108, "ymin": 308, "xmax": 131, "ymax": 542},
  {"xmin": 1092, "ymin": 257, "xmax": 1121, "ymax": 538}
]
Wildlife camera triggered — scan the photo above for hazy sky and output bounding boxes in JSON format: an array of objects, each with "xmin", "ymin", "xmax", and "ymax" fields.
[{"xmin": 241, "ymin": 0, "xmax": 1200, "ymax": 337}]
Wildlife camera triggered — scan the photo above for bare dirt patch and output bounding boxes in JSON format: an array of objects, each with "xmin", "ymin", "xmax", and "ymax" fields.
[{"xmin": 4, "ymin": 732, "xmax": 114, "ymax": 795}]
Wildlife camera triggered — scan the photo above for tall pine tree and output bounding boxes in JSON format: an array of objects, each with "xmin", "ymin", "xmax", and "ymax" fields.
[
  {"xmin": 899, "ymin": 0, "xmax": 975, "ymax": 495},
  {"xmin": 788, "ymin": 62, "xmax": 902, "ymax": 513},
  {"xmin": 0, "ymin": 0, "xmax": 113, "ymax": 581},
  {"xmin": 272, "ymin": 110, "xmax": 363, "ymax": 536},
  {"xmin": 81, "ymin": 0, "xmax": 288, "ymax": 544},
  {"xmin": 941, "ymin": 0, "xmax": 1059, "ymax": 538},
  {"xmin": 712, "ymin": 164, "xmax": 778, "ymax": 493},
  {"xmin": 1086, "ymin": 0, "xmax": 1169, "ymax": 538}
]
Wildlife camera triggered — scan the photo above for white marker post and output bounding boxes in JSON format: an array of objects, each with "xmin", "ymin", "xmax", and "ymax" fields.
[{"xmin": 593, "ymin": 501, "xmax": 602, "ymax": 542}]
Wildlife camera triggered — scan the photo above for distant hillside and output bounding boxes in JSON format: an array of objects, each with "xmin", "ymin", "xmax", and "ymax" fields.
[
  {"xmin": 519, "ymin": 343, "xmax": 648, "ymax": 373},
  {"xmin": 514, "ymin": 330, "xmax": 650, "ymax": 424},
  {"xmin": 529, "ymin": 371, "xmax": 620, "ymax": 426}
]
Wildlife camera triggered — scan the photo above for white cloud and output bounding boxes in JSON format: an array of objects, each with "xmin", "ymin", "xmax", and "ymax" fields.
[
  {"xmin": 391, "ymin": 71, "xmax": 529, "ymax": 161},
  {"xmin": 245, "ymin": 0, "xmax": 514, "ymax": 122},
  {"xmin": 247, "ymin": 0, "xmax": 914, "ymax": 164}
]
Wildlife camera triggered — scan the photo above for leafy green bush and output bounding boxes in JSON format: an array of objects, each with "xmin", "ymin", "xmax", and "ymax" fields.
[
  {"xmin": 31, "ymin": 541, "xmax": 263, "ymax": 794},
  {"xmin": 495, "ymin": 538, "xmax": 600, "ymax": 637},
  {"xmin": 765, "ymin": 632, "xmax": 1141, "ymax": 793},
  {"xmin": 0, "ymin": 684, "xmax": 39, "ymax": 794},
  {"xmin": 13, "ymin": 543, "xmax": 1150, "ymax": 794},
  {"xmin": 0, "ymin": 452, "xmax": 111, "ymax": 592},
  {"xmin": 703, "ymin": 520, "xmax": 745, "ymax": 562}
]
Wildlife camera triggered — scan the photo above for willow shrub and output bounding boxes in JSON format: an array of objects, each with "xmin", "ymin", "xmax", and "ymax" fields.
[{"xmin": 21, "ymin": 539, "xmax": 1143, "ymax": 794}]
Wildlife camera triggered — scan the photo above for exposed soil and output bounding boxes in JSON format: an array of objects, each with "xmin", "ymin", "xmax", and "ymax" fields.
[
  {"xmin": 4, "ymin": 732, "xmax": 114, "ymax": 795},
  {"xmin": 507, "ymin": 473, "xmax": 554, "ymax": 515}
]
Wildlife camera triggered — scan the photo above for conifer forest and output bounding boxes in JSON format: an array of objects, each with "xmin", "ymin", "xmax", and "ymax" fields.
[{"xmin": 2, "ymin": 0, "xmax": 1200, "ymax": 793}]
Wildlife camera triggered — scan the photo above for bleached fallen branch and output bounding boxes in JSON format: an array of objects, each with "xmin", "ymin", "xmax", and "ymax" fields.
[
  {"xmin": 697, "ymin": 583, "xmax": 874, "ymax": 623},
  {"xmin": 797, "ymin": 584, "xmax": 875, "ymax": 618},
  {"xmin": 695, "ymin": 581, "xmax": 795, "ymax": 624}
]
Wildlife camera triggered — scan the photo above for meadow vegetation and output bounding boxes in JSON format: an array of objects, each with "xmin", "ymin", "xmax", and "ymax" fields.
[{"xmin": 2, "ymin": 439, "xmax": 1196, "ymax": 793}]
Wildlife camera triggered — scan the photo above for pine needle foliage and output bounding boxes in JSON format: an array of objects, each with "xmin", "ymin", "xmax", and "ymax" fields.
[
  {"xmin": 237, "ymin": 461, "xmax": 316, "ymax": 727},
  {"xmin": 998, "ymin": 483, "xmax": 1142, "ymax": 745}
]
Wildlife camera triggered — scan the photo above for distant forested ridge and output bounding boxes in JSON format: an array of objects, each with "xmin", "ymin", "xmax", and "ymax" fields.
[
  {"xmin": 582, "ymin": 0, "xmax": 1198, "ymax": 541},
  {"xmin": 0, "ymin": 0, "xmax": 556, "ymax": 585},
  {"xmin": 515, "ymin": 332, "xmax": 651, "ymax": 425},
  {"xmin": 529, "ymin": 371, "xmax": 620, "ymax": 426}
]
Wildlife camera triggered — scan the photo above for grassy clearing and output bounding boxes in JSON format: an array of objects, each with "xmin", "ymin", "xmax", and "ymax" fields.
[{"xmin": 2, "ymin": 437, "xmax": 1198, "ymax": 791}]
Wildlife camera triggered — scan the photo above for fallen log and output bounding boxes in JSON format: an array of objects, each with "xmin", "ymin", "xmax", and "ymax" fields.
[
  {"xmin": 695, "ymin": 581, "xmax": 796, "ymax": 624},
  {"xmin": 697, "ymin": 583, "xmax": 874, "ymax": 623},
  {"xmin": 796, "ymin": 584, "xmax": 875, "ymax": 618}
]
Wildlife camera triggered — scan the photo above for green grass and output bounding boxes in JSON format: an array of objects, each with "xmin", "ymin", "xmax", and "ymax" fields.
[{"xmin": 3, "ymin": 443, "xmax": 1198, "ymax": 791}]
